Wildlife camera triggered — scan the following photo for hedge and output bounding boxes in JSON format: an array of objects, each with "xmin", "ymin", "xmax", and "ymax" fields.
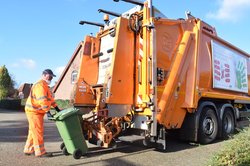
[{"xmin": 0, "ymin": 99, "xmax": 21, "ymax": 110}]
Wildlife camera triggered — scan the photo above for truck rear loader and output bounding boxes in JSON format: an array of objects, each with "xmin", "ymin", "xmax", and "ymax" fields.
[{"xmin": 67, "ymin": 0, "xmax": 250, "ymax": 150}]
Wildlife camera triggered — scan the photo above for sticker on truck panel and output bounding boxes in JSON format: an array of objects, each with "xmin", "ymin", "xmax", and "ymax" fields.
[{"xmin": 212, "ymin": 40, "xmax": 248, "ymax": 93}]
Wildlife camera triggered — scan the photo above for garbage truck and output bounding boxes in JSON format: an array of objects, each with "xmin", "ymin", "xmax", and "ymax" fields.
[{"xmin": 66, "ymin": 0, "xmax": 250, "ymax": 150}]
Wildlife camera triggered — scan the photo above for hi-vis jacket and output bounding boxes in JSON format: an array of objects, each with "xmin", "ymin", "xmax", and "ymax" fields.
[{"xmin": 25, "ymin": 79, "xmax": 57, "ymax": 114}]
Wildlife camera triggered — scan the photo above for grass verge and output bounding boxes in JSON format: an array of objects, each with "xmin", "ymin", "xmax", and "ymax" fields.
[{"xmin": 208, "ymin": 127, "xmax": 250, "ymax": 166}]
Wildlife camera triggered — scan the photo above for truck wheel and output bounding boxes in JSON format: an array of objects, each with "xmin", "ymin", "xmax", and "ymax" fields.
[
  {"xmin": 198, "ymin": 107, "xmax": 218, "ymax": 144},
  {"xmin": 222, "ymin": 110, "xmax": 235, "ymax": 139},
  {"xmin": 60, "ymin": 142, "xmax": 65, "ymax": 150},
  {"xmin": 62, "ymin": 147, "xmax": 69, "ymax": 156},
  {"xmin": 73, "ymin": 149, "xmax": 82, "ymax": 159}
]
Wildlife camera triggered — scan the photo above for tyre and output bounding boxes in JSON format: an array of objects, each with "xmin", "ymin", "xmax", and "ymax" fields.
[
  {"xmin": 60, "ymin": 142, "xmax": 65, "ymax": 150},
  {"xmin": 222, "ymin": 110, "xmax": 235, "ymax": 139},
  {"xmin": 73, "ymin": 149, "xmax": 82, "ymax": 159},
  {"xmin": 62, "ymin": 147, "xmax": 69, "ymax": 156},
  {"xmin": 198, "ymin": 107, "xmax": 218, "ymax": 144}
]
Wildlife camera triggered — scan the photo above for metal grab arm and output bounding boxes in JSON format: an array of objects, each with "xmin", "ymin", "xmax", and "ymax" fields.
[
  {"xmin": 98, "ymin": 9, "xmax": 121, "ymax": 17},
  {"xmin": 113, "ymin": 0, "xmax": 144, "ymax": 6},
  {"xmin": 79, "ymin": 21, "xmax": 104, "ymax": 28}
]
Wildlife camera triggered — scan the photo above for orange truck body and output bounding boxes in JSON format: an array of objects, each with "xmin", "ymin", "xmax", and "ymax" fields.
[{"xmin": 71, "ymin": 0, "xmax": 250, "ymax": 149}]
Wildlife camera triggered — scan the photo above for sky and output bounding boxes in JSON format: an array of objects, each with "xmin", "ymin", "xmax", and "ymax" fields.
[{"xmin": 1, "ymin": 0, "xmax": 250, "ymax": 88}]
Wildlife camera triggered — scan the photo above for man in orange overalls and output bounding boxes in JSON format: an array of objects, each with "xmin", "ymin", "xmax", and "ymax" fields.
[{"xmin": 23, "ymin": 69, "xmax": 60, "ymax": 157}]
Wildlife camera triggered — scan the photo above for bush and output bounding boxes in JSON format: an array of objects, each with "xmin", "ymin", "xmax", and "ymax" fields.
[
  {"xmin": 0, "ymin": 99, "xmax": 21, "ymax": 110},
  {"xmin": 208, "ymin": 127, "xmax": 250, "ymax": 166}
]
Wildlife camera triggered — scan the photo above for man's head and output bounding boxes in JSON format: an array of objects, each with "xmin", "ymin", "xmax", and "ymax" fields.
[{"xmin": 42, "ymin": 69, "xmax": 56, "ymax": 85}]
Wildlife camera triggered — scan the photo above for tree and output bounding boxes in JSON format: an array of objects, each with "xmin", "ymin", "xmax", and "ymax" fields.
[{"xmin": 0, "ymin": 65, "xmax": 15, "ymax": 99}]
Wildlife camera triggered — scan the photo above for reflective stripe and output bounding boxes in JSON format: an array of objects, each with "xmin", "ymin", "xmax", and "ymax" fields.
[
  {"xmin": 34, "ymin": 144, "xmax": 46, "ymax": 156},
  {"xmin": 35, "ymin": 149, "xmax": 46, "ymax": 156},
  {"xmin": 41, "ymin": 105, "xmax": 49, "ymax": 109},
  {"xmin": 34, "ymin": 144, "xmax": 44, "ymax": 149},
  {"xmin": 31, "ymin": 95, "xmax": 51, "ymax": 101},
  {"xmin": 26, "ymin": 104, "xmax": 49, "ymax": 111},
  {"xmin": 26, "ymin": 104, "xmax": 43, "ymax": 111},
  {"xmin": 24, "ymin": 143, "xmax": 34, "ymax": 153}
]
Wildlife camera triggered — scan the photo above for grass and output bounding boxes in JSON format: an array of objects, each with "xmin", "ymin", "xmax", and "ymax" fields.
[{"xmin": 208, "ymin": 127, "xmax": 250, "ymax": 166}]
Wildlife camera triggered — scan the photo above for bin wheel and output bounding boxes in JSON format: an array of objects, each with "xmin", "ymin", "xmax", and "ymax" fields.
[
  {"xmin": 62, "ymin": 147, "xmax": 69, "ymax": 156},
  {"xmin": 60, "ymin": 142, "xmax": 65, "ymax": 150},
  {"xmin": 73, "ymin": 149, "xmax": 82, "ymax": 159}
]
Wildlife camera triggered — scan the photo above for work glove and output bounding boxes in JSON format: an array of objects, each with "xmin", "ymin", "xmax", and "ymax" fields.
[
  {"xmin": 47, "ymin": 111, "xmax": 54, "ymax": 119},
  {"xmin": 54, "ymin": 106, "xmax": 61, "ymax": 112}
]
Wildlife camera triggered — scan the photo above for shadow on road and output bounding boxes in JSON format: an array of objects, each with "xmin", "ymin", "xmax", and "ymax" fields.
[
  {"xmin": 61, "ymin": 136, "xmax": 202, "ymax": 165},
  {"xmin": 0, "ymin": 120, "xmax": 28, "ymax": 142}
]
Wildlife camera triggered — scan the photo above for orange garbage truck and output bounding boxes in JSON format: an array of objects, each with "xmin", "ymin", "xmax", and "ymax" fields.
[{"xmin": 70, "ymin": 0, "xmax": 250, "ymax": 150}]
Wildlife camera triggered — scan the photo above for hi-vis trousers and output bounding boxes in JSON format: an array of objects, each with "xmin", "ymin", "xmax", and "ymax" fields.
[{"xmin": 23, "ymin": 112, "xmax": 46, "ymax": 156}]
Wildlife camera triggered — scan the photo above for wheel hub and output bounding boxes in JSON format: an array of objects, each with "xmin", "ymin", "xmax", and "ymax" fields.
[{"xmin": 203, "ymin": 117, "xmax": 214, "ymax": 135}]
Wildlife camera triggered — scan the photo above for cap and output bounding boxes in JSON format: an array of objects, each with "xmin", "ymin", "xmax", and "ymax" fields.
[{"xmin": 42, "ymin": 69, "xmax": 56, "ymax": 77}]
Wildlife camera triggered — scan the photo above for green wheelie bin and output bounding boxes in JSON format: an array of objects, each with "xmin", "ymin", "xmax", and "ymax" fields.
[{"xmin": 53, "ymin": 107, "xmax": 88, "ymax": 159}]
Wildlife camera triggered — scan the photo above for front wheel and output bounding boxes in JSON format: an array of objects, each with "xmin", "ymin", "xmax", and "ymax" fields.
[
  {"xmin": 62, "ymin": 147, "xmax": 69, "ymax": 156},
  {"xmin": 60, "ymin": 142, "xmax": 65, "ymax": 150},
  {"xmin": 198, "ymin": 107, "xmax": 218, "ymax": 144},
  {"xmin": 222, "ymin": 110, "xmax": 235, "ymax": 139}
]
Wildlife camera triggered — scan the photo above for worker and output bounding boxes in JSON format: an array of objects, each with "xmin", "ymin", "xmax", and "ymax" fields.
[{"xmin": 23, "ymin": 69, "xmax": 61, "ymax": 157}]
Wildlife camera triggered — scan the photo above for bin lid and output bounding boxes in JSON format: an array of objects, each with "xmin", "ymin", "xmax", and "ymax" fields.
[{"xmin": 54, "ymin": 107, "xmax": 79, "ymax": 121}]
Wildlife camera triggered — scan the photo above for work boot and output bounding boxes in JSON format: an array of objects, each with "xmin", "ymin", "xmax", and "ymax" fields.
[
  {"xmin": 24, "ymin": 152, "xmax": 34, "ymax": 156},
  {"xmin": 38, "ymin": 152, "xmax": 53, "ymax": 158}
]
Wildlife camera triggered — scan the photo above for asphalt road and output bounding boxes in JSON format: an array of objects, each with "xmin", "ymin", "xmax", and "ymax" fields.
[{"xmin": 0, "ymin": 109, "xmax": 224, "ymax": 166}]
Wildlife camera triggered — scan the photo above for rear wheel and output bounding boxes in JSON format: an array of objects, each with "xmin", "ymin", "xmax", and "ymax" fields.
[
  {"xmin": 222, "ymin": 110, "xmax": 235, "ymax": 139},
  {"xmin": 73, "ymin": 149, "xmax": 82, "ymax": 159},
  {"xmin": 198, "ymin": 107, "xmax": 218, "ymax": 144}
]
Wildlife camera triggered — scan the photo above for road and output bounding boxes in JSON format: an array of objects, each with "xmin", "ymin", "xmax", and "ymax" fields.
[{"xmin": 0, "ymin": 109, "xmax": 224, "ymax": 166}]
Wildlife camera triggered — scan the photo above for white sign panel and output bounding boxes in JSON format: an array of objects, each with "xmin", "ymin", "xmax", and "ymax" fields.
[
  {"xmin": 212, "ymin": 40, "xmax": 248, "ymax": 93},
  {"xmin": 97, "ymin": 35, "xmax": 114, "ymax": 84}
]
